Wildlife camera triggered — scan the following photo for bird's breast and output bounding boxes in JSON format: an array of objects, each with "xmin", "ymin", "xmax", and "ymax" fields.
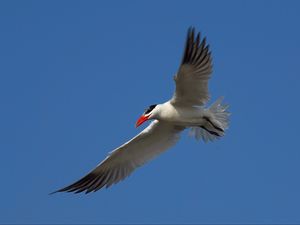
[{"xmin": 158, "ymin": 102, "xmax": 206, "ymax": 126}]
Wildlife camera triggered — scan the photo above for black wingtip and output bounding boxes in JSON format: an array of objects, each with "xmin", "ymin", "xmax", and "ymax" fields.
[
  {"xmin": 187, "ymin": 26, "xmax": 195, "ymax": 34},
  {"xmin": 49, "ymin": 186, "xmax": 69, "ymax": 195},
  {"xmin": 49, "ymin": 172, "xmax": 106, "ymax": 194},
  {"xmin": 181, "ymin": 26, "xmax": 211, "ymax": 68},
  {"xmin": 49, "ymin": 190, "xmax": 59, "ymax": 195}
]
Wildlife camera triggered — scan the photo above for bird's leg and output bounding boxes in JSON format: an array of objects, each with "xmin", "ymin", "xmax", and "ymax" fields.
[
  {"xmin": 199, "ymin": 125, "xmax": 221, "ymax": 137},
  {"xmin": 203, "ymin": 116, "xmax": 224, "ymax": 132}
]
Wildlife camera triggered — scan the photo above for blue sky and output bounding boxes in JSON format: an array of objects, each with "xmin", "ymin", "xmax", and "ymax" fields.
[{"xmin": 1, "ymin": 0, "xmax": 300, "ymax": 224}]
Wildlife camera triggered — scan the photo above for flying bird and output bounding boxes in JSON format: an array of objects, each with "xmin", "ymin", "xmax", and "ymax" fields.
[{"xmin": 52, "ymin": 27, "xmax": 230, "ymax": 194}]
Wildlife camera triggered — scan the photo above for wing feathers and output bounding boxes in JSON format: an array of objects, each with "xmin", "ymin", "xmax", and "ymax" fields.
[
  {"xmin": 52, "ymin": 121, "xmax": 183, "ymax": 194},
  {"xmin": 172, "ymin": 27, "xmax": 213, "ymax": 106}
]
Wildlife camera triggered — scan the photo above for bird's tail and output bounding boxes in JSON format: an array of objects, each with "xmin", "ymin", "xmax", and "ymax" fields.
[{"xmin": 189, "ymin": 97, "xmax": 230, "ymax": 142}]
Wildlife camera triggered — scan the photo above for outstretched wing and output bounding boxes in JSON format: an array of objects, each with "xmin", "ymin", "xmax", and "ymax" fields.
[
  {"xmin": 171, "ymin": 27, "xmax": 213, "ymax": 107},
  {"xmin": 53, "ymin": 121, "xmax": 184, "ymax": 194}
]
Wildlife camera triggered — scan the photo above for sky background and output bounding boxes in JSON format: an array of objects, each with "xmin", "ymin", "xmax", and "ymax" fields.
[{"xmin": 1, "ymin": 0, "xmax": 300, "ymax": 224}]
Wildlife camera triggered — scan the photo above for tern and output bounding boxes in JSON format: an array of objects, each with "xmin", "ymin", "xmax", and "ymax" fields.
[{"xmin": 52, "ymin": 27, "xmax": 230, "ymax": 194}]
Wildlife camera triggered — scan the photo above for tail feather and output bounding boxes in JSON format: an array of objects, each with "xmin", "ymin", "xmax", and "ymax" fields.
[
  {"xmin": 189, "ymin": 126, "xmax": 220, "ymax": 143},
  {"xmin": 209, "ymin": 96, "xmax": 230, "ymax": 130},
  {"xmin": 189, "ymin": 97, "xmax": 230, "ymax": 142}
]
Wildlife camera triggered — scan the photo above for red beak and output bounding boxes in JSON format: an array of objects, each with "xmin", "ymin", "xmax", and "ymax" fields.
[{"xmin": 135, "ymin": 115, "xmax": 150, "ymax": 127}]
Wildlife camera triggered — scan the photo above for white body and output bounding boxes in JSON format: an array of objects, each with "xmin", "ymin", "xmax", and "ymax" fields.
[{"xmin": 154, "ymin": 101, "xmax": 208, "ymax": 126}]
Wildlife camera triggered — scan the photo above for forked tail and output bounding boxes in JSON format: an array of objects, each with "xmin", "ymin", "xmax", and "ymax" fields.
[{"xmin": 189, "ymin": 97, "xmax": 230, "ymax": 142}]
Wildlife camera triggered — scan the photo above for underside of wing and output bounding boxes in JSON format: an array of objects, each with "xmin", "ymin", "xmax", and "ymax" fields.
[
  {"xmin": 52, "ymin": 121, "xmax": 184, "ymax": 194},
  {"xmin": 171, "ymin": 27, "xmax": 213, "ymax": 106}
]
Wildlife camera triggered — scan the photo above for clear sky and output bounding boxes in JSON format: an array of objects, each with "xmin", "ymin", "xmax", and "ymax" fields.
[{"xmin": 1, "ymin": 0, "xmax": 300, "ymax": 224}]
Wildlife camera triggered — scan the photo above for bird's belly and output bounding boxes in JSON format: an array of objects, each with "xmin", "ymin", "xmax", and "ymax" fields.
[{"xmin": 159, "ymin": 104, "xmax": 207, "ymax": 126}]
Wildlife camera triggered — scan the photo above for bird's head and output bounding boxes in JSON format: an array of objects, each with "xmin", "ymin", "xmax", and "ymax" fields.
[{"xmin": 135, "ymin": 104, "xmax": 158, "ymax": 127}]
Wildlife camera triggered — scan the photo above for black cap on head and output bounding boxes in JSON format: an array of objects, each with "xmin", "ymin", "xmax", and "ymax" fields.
[{"xmin": 144, "ymin": 104, "xmax": 157, "ymax": 115}]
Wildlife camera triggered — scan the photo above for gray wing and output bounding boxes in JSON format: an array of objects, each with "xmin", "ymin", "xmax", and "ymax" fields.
[
  {"xmin": 171, "ymin": 27, "xmax": 213, "ymax": 106},
  {"xmin": 53, "ymin": 121, "xmax": 184, "ymax": 194}
]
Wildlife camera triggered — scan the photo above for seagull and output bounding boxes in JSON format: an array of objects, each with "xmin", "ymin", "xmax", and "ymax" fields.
[{"xmin": 52, "ymin": 27, "xmax": 230, "ymax": 194}]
